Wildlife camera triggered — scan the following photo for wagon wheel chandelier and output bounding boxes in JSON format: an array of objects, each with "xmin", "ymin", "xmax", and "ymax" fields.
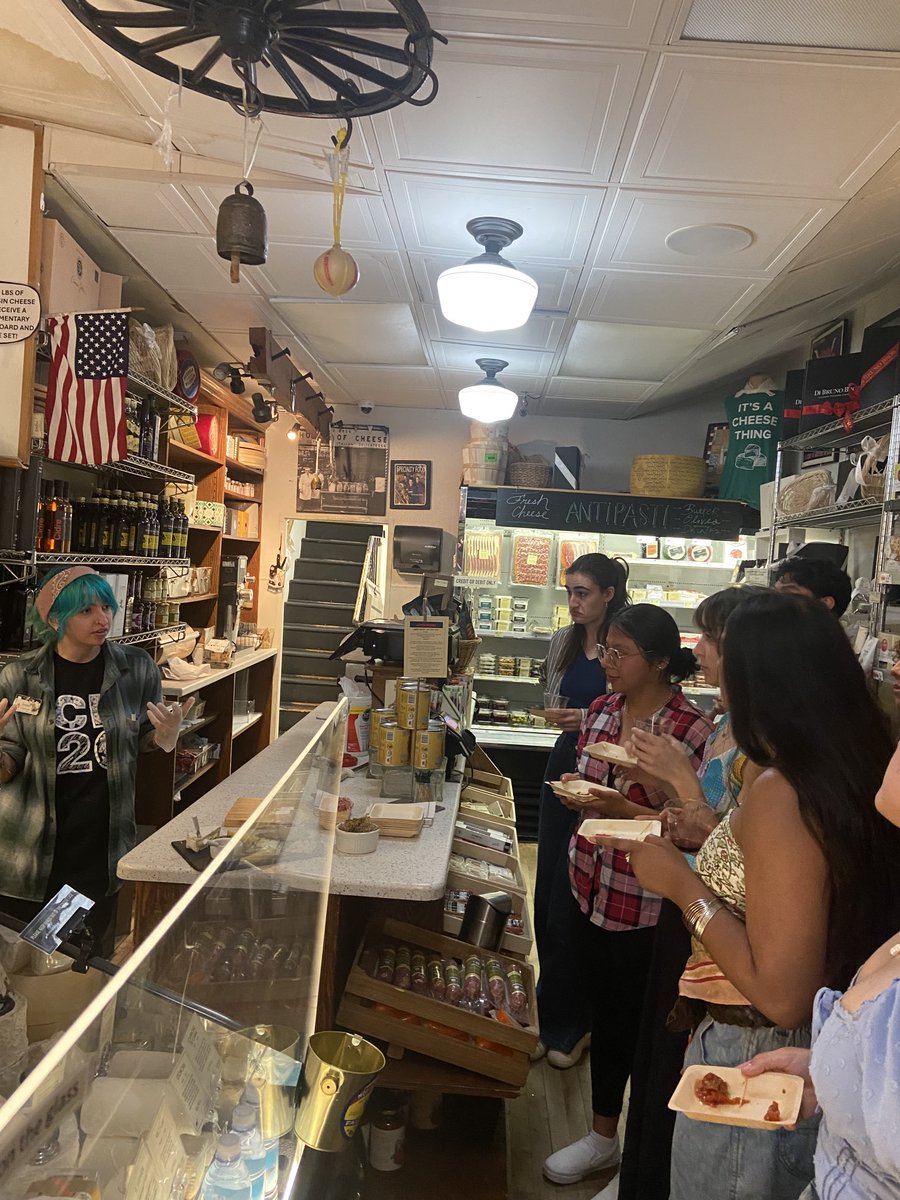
[{"xmin": 59, "ymin": 0, "xmax": 447, "ymax": 118}]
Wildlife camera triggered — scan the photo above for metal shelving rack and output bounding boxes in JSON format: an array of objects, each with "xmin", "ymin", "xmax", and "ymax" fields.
[{"xmin": 767, "ymin": 393, "xmax": 900, "ymax": 637}]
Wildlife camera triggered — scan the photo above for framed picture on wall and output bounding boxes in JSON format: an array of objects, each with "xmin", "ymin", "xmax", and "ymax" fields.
[
  {"xmin": 390, "ymin": 460, "xmax": 431, "ymax": 509},
  {"xmin": 810, "ymin": 319, "xmax": 848, "ymax": 360}
]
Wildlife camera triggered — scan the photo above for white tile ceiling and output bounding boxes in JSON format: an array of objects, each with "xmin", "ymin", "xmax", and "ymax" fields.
[{"xmin": 6, "ymin": 0, "xmax": 900, "ymax": 418}]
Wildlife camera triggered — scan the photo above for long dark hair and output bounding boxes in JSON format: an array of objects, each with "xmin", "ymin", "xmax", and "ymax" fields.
[
  {"xmin": 694, "ymin": 584, "xmax": 770, "ymax": 644},
  {"xmin": 608, "ymin": 602, "xmax": 696, "ymax": 683},
  {"xmin": 723, "ymin": 591, "xmax": 900, "ymax": 988},
  {"xmin": 558, "ymin": 553, "xmax": 630, "ymax": 674}
]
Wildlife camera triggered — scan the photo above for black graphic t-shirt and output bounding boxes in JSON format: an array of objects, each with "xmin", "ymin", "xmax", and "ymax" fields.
[{"xmin": 49, "ymin": 652, "xmax": 111, "ymax": 901}]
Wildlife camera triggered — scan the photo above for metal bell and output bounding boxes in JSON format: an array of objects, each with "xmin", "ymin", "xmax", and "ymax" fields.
[{"xmin": 216, "ymin": 180, "xmax": 268, "ymax": 282}]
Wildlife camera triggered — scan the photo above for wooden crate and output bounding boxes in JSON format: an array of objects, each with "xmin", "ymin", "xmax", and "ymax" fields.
[
  {"xmin": 448, "ymin": 843, "xmax": 528, "ymax": 899},
  {"xmin": 459, "ymin": 794, "xmax": 516, "ymax": 828},
  {"xmin": 453, "ymin": 810, "xmax": 521, "ymax": 863},
  {"xmin": 442, "ymin": 883, "xmax": 534, "ymax": 959},
  {"xmin": 336, "ymin": 917, "xmax": 538, "ymax": 1087}
]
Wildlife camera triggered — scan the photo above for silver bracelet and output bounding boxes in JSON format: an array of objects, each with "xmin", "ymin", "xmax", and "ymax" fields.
[{"xmin": 682, "ymin": 897, "xmax": 724, "ymax": 942}]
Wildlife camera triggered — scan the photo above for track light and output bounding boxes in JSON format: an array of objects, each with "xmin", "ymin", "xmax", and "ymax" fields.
[
  {"xmin": 213, "ymin": 361, "xmax": 250, "ymax": 394},
  {"xmin": 287, "ymin": 422, "xmax": 302, "ymax": 441},
  {"xmin": 251, "ymin": 392, "xmax": 277, "ymax": 424}
]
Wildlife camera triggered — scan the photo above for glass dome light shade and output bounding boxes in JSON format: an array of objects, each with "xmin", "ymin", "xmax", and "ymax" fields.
[
  {"xmin": 458, "ymin": 379, "xmax": 518, "ymax": 422},
  {"xmin": 437, "ymin": 255, "xmax": 538, "ymax": 332}
]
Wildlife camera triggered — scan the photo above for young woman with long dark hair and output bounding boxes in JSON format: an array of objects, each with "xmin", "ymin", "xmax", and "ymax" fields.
[
  {"xmin": 534, "ymin": 553, "xmax": 629, "ymax": 1066},
  {"xmin": 602, "ymin": 591, "xmax": 900, "ymax": 1200},
  {"xmin": 542, "ymin": 604, "xmax": 712, "ymax": 1190}
]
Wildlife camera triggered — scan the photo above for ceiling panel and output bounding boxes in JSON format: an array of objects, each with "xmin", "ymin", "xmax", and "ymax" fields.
[
  {"xmin": 389, "ymin": 173, "xmax": 605, "ymax": 265},
  {"xmin": 533, "ymin": 397, "xmax": 645, "ymax": 419},
  {"xmin": 545, "ymin": 376, "xmax": 660, "ymax": 401},
  {"xmin": 329, "ymin": 365, "xmax": 445, "ymax": 409},
  {"xmin": 415, "ymin": 0, "xmax": 667, "ymax": 44},
  {"xmin": 274, "ymin": 303, "xmax": 427, "ymax": 366},
  {"xmin": 114, "ymin": 230, "xmax": 258, "ymax": 294},
  {"xmin": 183, "ymin": 184, "xmax": 397, "ymax": 249},
  {"xmin": 421, "ymin": 305, "xmax": 566, "ymax": 352},
  {"xmin": 595, "ymin": 189, "xmax": 843, "ymax": 275},
  {"xmin": 680, "ymin": 0, "xmax": 900, "ymax": 53},
  {"xmin": 59, "ymin": 175, "xmax": 207, "ymax": 234},
  {"xmin": 431, "ymin": 341, "xmax": 556, "ymax": 375},
  {"xmin": 262, "ymin": 246, "xmax": 411, "ymax": 304},
  {"xmin": 581, "ymin": 268, "xmax": 765, "ymax": 328},
  {"xmin": 624, "ymin": 53, "xmax": 900, "ymax": 198},
  {"xmin": 170, "ymin": 291, "xmax": 279, "ymax": 333},
  {"xmin": 377, "ymin": 42, "xmax": 644, "ymax": 182},
  {"xmin": 561, "ymin": 320, "xmax": 711, "ymax": 379}
]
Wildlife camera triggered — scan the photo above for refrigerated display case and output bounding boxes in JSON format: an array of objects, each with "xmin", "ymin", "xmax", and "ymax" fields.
[
  {"xmin": 460, "ymin": 488, "xmax": 745, "ymax": 747},
  {"xmin": 0, "ymin": 700, "xmax": 353, "ymax": 1200}
]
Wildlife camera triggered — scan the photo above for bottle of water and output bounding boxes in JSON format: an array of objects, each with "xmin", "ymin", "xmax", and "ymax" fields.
[
  {"xmin": 241, "ymin": 1084, "xmax": 279, "ymax": 1199},
  {"xmin": 230, "ymin": 1103, "xmax": 266, "ymax": 1200},
  {"xmin": 200, "ymin": 1132, "xmax": 253, "ymax": 1200}
]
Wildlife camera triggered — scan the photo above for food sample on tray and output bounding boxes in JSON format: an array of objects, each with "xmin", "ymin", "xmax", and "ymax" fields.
[
  {"xmin": 558, "ymin": 538, "xmax": 599, "ymax": 586},
  {"xmin": 511, "ymin": 534, "xmax": 554, "ymax": 586},
  {"xmin": 463, "ymin": 530, "xmax": 503, "ymax": 579},
  {"xmin": 695, "ymin": 1072, "xmax": 746, "ymax": 1108},
  {"xmin": 669, "ymin": 1064, "xmax": 804, "ymax": 1130}
]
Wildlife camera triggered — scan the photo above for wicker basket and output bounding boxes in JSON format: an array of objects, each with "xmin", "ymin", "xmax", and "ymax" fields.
[
  {"xmin": 630, "ymin": 454, "xmax": 706, "ymax": 498},
  {"xmin": 859, "ymin": 435, "xmax": 889, "ymax": 501},
  {"xmin": 508, "ymin": 461, "xmax": 552, "ymax": 488}
]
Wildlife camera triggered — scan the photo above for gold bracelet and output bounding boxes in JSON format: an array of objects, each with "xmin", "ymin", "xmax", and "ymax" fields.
[{"xmin": 682, "ymin": 897, "xmax": 724, "ymax": 941}]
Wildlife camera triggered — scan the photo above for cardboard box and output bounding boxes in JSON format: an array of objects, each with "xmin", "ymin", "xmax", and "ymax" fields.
[
  {"xmin": 782, "ymin": 368, "xmax": 804, "ymax": 439},
  {"xmin": 98, "ymin": 270, "xmax": 124, "ymax": 310},
  {"xmin": 336, "ymin": 917, "xmax": 538, "ymax": 1086},
  {"xmin": 39, "ymin": 217, "xmax": 102, "ymax": 315},
  {"xmin": 859, "ymin": 323, "xmax": 900, "ymax": 408},
  {"xmin": 799, "ymin": 354, "xmax": 861, "ymax": 433}
]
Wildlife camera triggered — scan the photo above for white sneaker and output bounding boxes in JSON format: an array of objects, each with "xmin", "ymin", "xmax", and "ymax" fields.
[
  {"xmin": 542, "ymin": 1131, "xmax": 620, "ymax": 1185},
  {"xmin": 547, "ymin": 1031, "xmax": 591, "ymax": 1069},
  {"xmin": 591, "ymin": 1173, "xmax": 620, "ymax": 1200}
]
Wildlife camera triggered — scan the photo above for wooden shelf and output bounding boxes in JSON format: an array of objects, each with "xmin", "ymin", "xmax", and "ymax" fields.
[
  {"xmin": 173, "ymin": 758, "xmax": 219, "ymax": 792},
  {"xmin": 225, "ymin": 456, "xmax": 264, "ymax": 477},
  {"xmin": 178, "ymin": 591, "xmax": 217, "ymax": 603},
  {"xmin": 232, "ymin": 712, "xmax": 264, "ymax": 738},
  {"xmin": 223, "ymin": 533, "xmax": 261, "ymax": 543},
  {"xmin": 224, "ymin": 490, "xmax": 261, "ymax": 504},
  {"xmin": 188, "ymin": 523, "xmax": 221, "ymax": 533},
  {"xmin": 167, "ymin": 441, "xmax": 222, "ymax": 470}
]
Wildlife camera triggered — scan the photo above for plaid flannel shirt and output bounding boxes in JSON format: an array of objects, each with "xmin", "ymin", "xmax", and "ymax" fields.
[
  {"xmin": 0, "ymin": 640, "xmax": 162, "ymax": 902},
  {"xmin": 569, "ymin": 688, "xmax": 712, "ymax": 931}
]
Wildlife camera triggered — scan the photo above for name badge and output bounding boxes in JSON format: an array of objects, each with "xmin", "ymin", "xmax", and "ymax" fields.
[{"xmin": 13, "ymin": 695, "xmax": 40, "ymax": 716}]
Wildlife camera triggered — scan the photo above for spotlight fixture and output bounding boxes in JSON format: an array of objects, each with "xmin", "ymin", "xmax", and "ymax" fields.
[
  {"xmin": 251, "ymin": 392, "xmax": 278, "ymax": 424},
  {"xmin": 437, "ymin": 217, "xmax": 538, "ymax": 333},
  {"xmin": 287, "ymin": 422, "xmax": 303, "ymax": 441},
  {"xmin": 458, "ymin": 358, "xmax": 517, "ymax": 423},
  {"xmin": 213, "ymin": 361, "xmax": 250, "ymax": 395}
]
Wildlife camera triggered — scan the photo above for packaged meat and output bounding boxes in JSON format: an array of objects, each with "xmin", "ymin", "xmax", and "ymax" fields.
[
  {"xmin": 486, "ymin": 958, "xmax": 507, "ymax": 1005},
  {"xmin": 376, "ymin": 945, "xmax": 396, "ymax": 983},
  {"xmin": 444, "ymin": 958, "xmax": 463, "ymax": 1004},
  {"xmin": 394, "ymin": 945, "xmax": 411, "ymax": 989},
  {"xmin": 427, "ymin": 956, "xmax": 446, "ymax": 1000},
  {"xmin": 463, "ymin": 530, "xmax": 503, "ymax": 580},
  {"xmin": 506, "ymin": 964, "xmax": 527, "ymax": 1012},
  {"xmin": 511, "ymin": 534, "xmax": 553, "ymax": 587},
  {"xmin": 558, "ymin": 538, "xmax": 599, "ymax": 586},
  {"xmin": 464, "ymin": 954, "xmax": 483, "ymax": 998},
  {"xmin": 411, "ymin": 952, "xmax": 427, "ymax": 994}
]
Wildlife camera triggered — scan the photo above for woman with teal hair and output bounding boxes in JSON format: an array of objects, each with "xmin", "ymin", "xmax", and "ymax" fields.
[{"xmin": 0, "ymin": 566, "xmax": 191, "ymax": 954}]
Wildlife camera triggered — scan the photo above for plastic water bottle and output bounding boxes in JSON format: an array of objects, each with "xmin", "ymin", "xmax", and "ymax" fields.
[
  {"xmin": 230, "ymin": 1103, "xmax": 266, "ymax": 1200},
  {"xmin": 242, "ymin": 1084, "xmax": 279, "ymax": 1198},
  {"xmin": 200, "ymin": 1132, "xmax": 253, "ymax": 1200}
]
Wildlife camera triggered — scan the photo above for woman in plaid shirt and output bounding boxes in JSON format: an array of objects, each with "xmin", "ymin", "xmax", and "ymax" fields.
[{"xmin": 543, "ymin": 604, "xmax": 712, "ymax": 1191}]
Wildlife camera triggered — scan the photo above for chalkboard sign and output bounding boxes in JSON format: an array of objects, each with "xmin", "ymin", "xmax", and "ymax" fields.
[{"xmin": 495, "ymin": 487, "xmax": 746, "ymax": 540}]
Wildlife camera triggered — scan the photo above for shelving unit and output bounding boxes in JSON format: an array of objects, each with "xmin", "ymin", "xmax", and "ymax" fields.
[{"xmin": 767, "ymin": 394, "xmax": 900, "ymax": 639}]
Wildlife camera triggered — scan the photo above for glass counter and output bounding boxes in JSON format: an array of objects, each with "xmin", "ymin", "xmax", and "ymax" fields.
[{"xmin": 0, "ymin": 698, "xmax": 351, "ymax": 1199}]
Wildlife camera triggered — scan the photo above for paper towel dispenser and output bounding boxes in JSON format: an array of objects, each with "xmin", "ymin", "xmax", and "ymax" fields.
[{"xmin": 392, "ymin": 525, "xmax": 456, "ymax": 574}]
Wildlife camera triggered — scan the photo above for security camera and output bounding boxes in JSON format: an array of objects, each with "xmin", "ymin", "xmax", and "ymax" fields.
[{"xmin": 359, "ymin": 401, "xmax": 374, "ymax": 416}]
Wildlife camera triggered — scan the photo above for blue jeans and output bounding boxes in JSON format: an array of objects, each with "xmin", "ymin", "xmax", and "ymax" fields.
[{"xmin": 670, "ymin": 1017, "xmax": 818, "ymax": 1200}]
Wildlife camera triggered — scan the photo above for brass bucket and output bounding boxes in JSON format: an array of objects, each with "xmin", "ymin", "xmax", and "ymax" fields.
[{"xmin": 294, "ymin": 1031, "xmax": 385, "ymax": 1152}]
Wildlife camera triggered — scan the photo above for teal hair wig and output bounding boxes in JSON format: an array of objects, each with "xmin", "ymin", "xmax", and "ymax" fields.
[{"xmin": 30, "ymin": 567, "xmax": 118, "ymax": 644}]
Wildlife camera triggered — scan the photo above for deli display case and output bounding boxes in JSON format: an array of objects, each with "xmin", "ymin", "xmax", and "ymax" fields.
[
  {"xmin": 459, "ymin": 487, "xmax": 748, "ymax": 748},
  {"xmin": 0, "ymin": 700, "xmax": 367, "ymax": 1200}
]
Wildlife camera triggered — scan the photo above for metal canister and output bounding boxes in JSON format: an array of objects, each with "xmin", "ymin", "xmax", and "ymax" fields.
[
  {"xmin": 377, "ymin": 721, "xmax": 410, "ymax": 767},
  {"xmin": 369, "ymin": 707, "xmax": 396, "ymax": 754},
  {"xmin": 412, "ymin": 720, "xmax": 446, "ymax": 770},
  {"xmin": 396, "ymin": 682, "xmax": 432, "ymax": 730}
]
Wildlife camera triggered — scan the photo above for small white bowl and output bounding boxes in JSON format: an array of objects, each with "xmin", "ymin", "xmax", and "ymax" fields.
[{"xmin": 334, "ymin": 824, "xmax": 380, "ymax": 855}]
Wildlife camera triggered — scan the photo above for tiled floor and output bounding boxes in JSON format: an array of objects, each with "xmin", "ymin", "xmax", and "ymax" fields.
[{"xmin": 506, "ymin": 845, "xmax": 623, "ymax": 1200}]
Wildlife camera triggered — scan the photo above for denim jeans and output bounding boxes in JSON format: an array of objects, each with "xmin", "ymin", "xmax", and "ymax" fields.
[{"xmin": 670, "ymin": 1016, "xmax": 818, "ymax": 1200}]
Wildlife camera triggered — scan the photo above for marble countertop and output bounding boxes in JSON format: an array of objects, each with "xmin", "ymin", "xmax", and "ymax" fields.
[{"xmin": 118, "ymin": 702, "xmax": 461, "ymax": 902}]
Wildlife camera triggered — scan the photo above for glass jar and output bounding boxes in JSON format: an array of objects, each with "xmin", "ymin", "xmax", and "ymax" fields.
[{"xmin": 367, "ymin": 1090, "xmax": 407, "ymax": 1173}]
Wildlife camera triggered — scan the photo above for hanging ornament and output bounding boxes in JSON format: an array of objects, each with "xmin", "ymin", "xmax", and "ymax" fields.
[{"xmin": 314, "ymin": 125, "xmax": 359, "ymax": 297}]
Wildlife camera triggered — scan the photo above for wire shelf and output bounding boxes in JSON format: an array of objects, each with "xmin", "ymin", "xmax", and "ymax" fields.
[
  {"xmin": 774, "ymin": 497, "xmax": 884, "ymax": 530},
  {"xmin": 111, "ymin": 623, "xmax": 187, "ymax": 646},
  {"xmin": 43, "ymin": 452, "xmax": 196, "ymax": 487},
  {"xmin": 127, "ymin": 370, "xmax": 197, "ymax": 421},
  {"xmin": 779, "ymin": 396, "xmax": 898, "ymax": 452}
]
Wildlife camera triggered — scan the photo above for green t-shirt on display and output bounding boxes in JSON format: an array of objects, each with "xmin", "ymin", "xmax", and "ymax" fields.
[{"xmin": 719, "ymin": 389, "xmax": 783, "ymax": 509}]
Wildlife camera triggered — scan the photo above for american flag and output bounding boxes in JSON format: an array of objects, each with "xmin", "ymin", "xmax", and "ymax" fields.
[{"xmin": 46, "ymin": 311, "xmax": 129, "ymax": 465}]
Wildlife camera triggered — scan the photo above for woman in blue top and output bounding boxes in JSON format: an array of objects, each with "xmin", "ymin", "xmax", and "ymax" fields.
[{"xmin": 534, "ymin": 553, "xmax": 629, "ymax": 1066}]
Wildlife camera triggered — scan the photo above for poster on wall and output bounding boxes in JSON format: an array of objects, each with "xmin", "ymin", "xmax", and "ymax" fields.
[{"xmin": 296, "ymin": 423, "xmax": 389, "ymax": 516}]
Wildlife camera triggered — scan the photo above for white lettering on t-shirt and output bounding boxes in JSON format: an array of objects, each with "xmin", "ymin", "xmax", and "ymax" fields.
[{"xmin": 56, "ymin": 693, "xmax": 106, "ymax": 775}]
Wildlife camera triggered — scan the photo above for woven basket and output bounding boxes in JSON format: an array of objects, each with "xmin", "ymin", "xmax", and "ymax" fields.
[
  {"xmin": 630, "ymin": 454, "xmax": 706, "ymax": 498},
  {"xmin": 859, "ymin": 435, "xmax": 889, "ymax": 501},
  {"xmin": 508, "ymin": 461, "xmax": 552, "ymax": 488}
]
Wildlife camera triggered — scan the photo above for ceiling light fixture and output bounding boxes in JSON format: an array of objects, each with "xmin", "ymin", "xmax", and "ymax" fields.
[
  {"xmin": 458, "ymin": 358, "xmax": 518, "ymax": 423},
  {"xmin": 287, "ymin": 422, "xmax": 303, "ymax": 441},
  {"xmin": 438, "ymin": 218, "xmax": 538, "ymax": 332},
  {"xmin": 252, "ymin": 392, "xmax": 278, "ymax": 424}
]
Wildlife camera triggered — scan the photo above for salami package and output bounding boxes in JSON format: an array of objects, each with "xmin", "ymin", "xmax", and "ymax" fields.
[
  {"xmin": 511, "ymin": 534, "xmax": 553, "ymax": 587},
  {"xmin": 558, "ymin": 538, "xmax": 599, "ymax": 586},
  {"xmin": 463, "ymin": 530, "xmax": 503, "ymax": 580}
]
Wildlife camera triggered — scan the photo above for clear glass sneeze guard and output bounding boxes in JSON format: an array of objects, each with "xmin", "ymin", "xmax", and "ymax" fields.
[{"xmin": 0, "ymin": 698, "xmax": 349, "ymax": 1200}]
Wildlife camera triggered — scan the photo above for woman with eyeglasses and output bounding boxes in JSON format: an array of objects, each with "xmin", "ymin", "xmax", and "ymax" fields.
[
  {"xmin": 542, "ymin": 604, "xmax": 712, "ymax": 1193},
  {"xmin": 534, "ymin": 552, "xmax": 630, "ymax": 1068},
  {"xmin": 597, "ymin": 592, "xmax": 899, "ymax": 1200}
]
